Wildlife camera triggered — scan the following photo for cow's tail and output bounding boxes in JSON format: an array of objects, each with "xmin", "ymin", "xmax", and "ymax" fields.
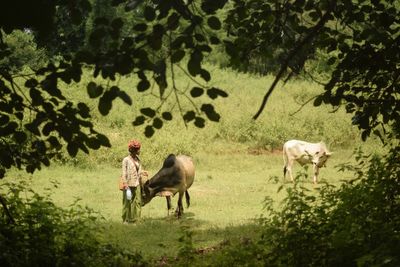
[
  {"xmin": 185, "ymin": 190, "xmax": 190, "ymax": 208},
  {"xmin": 283, "ymin": 145, "xmax": 287, "ymax": 178}
]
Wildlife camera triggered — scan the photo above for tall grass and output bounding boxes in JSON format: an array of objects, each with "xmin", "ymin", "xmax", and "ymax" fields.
[{"xmin": 57, "ymin": 64, "xmax": 380, "ymax": 170}]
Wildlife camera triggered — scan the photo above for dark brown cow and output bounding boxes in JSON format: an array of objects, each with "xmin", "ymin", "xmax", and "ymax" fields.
[{"xmin": 141, "ymin": 154, "xmax": 195, "ymax": 217}]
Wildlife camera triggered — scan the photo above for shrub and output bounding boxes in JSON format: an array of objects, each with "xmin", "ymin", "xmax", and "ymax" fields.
[
  {"xmin": 0, "ymin": 180, "xmax": 147, "ymax": 267},
  {"xmin": 179, "ymin": 146, "xmax": 400, "ymax": 266},
  {"xmin": 259, "ymin": 146, "xmax": 400, "ymax": 266}
]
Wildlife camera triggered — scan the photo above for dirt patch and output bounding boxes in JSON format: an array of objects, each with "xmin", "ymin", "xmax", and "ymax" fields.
[{"xmin": 247, "ymin": 148, "xmax": 282, "ymax": 155}]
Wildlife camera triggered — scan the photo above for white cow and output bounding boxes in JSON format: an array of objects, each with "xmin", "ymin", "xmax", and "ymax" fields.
[{"xmin": 283, "ymin": 140, "xmax": 332, "ymax": 184}]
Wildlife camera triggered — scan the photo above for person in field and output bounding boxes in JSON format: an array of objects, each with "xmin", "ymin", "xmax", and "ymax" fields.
[{"xmin": 121, "ymin": 139, "xmax": 148, "ymax": 224}]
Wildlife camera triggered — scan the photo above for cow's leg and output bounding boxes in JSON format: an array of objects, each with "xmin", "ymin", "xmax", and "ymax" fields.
[
  {"xmin": 185, "ymin": 190, "xmax": 190, "ymax": 208},
  {"xmin": 175, "ymin": 192, "xmax": 184, "ymax": 218},
  {"xmin": 283, "ymin": 165, "xmax": 287, "ymax": 182},
  {"xmin": 166, "ymin": 196, "xmax": 172, "ymax": 215},
  {"xmin": 313, "ymin": 165, "xmax": 319, "ymax": 184},
  {"xmin": 286, "ymin": 160, "xmax": 295, "ymax": 182}
]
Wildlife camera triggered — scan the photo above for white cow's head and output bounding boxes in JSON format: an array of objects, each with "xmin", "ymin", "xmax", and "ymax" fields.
[
  {"xmin": 314, "ymin": 151, "xmax": 332, "ymax": 168},
  {"xmin": 305, "ymin": 150, "xmax": 332, "ymax": 168}
]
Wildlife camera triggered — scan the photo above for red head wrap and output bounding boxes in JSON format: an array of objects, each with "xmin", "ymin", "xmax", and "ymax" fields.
[{"xmin": 128, "ymin": 140, "xmax": 141, "ymax": 150}]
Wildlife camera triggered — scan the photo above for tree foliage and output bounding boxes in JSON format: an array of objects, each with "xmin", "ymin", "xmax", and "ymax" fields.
[
  {"xmin": 0, "ymin": 30, "xmax": 47, "ymax": 71},
  {"xmin": 0, "ymin": 0, "xmax": 228, "ymax": 178},
  {"xmin": 1, "ymin": 0, "xmax": 398, "ymax": 177},
  {"xmin": 224, "ymin": 0, "xmax": 400, "ymax": 141}
]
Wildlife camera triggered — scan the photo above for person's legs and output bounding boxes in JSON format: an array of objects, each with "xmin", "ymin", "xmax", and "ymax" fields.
[
  {"xmin": 122, "ymin": 189, "xmax": 131, "ymax": 223},
  {"xmin": 131, "ymin": 186, "xmax": 142, "ymax": 222}
]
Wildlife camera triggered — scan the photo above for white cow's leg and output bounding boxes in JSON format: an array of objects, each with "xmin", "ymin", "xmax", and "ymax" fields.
[
  {"xmin": 287, "ymin": 160, "xmax": 294, "ymax": 182},
  {"xmin": 313, "ymin": 165, "xmax": 320, "ymax": 184}
]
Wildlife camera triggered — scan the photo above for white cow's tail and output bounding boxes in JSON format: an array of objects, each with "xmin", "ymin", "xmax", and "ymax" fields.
[{"xmin": 283, "ymin": 144, "xmax": 288, "ymax": 178}]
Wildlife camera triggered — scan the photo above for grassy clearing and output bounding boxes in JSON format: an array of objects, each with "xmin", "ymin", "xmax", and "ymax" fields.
[
  {"xmin": 2, "ymin": 66, "xmax": 385, "ymax": 262},
  {"xmin": 6, "ymin": 144, "xmax": 373, "ymax": 261}
]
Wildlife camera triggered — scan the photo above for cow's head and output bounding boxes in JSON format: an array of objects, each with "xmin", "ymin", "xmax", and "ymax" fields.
[
  {"xmin": 141, "ymin": 180, "xmax": 154, "ymax": 206},
  {"xmin": 314, "ymin": 151, "xmax": 332, "ymax": 168}
]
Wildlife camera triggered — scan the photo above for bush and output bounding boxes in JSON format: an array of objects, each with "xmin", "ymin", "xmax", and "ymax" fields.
[
  {"xmin": 258, "ymin": 146, "xmax": 400, "ymax": 266},
  {"xmin": 177, "ymin": 146, "xmax": 400, "ymax": 266},
  {"xmin": 0, "ymin": 180, "xmax": 147, "ymax": 267}
]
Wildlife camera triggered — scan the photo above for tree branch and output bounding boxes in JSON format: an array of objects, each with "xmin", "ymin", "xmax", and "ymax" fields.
[
  {"xmin": 0, "ymin": 194, "xmax": 14, "ymax": 224},
  {"xmin": 253, "ymin": 5, "xmax": 334, "ymax": 120}
]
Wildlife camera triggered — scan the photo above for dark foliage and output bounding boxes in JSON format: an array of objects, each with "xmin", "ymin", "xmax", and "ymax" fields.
[
  {"xmin": 0, "ymin": 181, "xmax": 147, "ymax": 267},
  {"xmin": 225, "ymin": 0, "xmax": 400, "ymax": 141},
  {"xmin": 0, "ymin": 0, "xmax": 228, "ymax": 178},
  {"xmin": 183, "ymin": 147, "xmax": 399, "ymax": 266},
  {"xmin": 259, "ymin": 147, "xmax": 400, "ymax": 266}
]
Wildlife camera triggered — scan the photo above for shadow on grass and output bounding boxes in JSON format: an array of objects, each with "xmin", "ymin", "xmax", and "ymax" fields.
[{"xmin": 100, "ymin": 212, "xmax": 263, "ymax": 262}]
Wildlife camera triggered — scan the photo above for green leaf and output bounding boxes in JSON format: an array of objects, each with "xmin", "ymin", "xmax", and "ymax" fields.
[
  {"xmin": 207, "ymin": 16, "xmax": 221, "ymax": 30},
  {"xmin": 210, "ymin": 36, "xmax": 220, "ymax": 44},
  {"xmin": 171, "ymin": 50, "xmax": 185, "ymax": 63},
  {"xmin": 87, "ymin": 82, "xmax": 103, "ymax": 98},
  {"xmin": 207, "ymin": 87, "xmax": 228, "ymax": 99},
  {"xmin": 187, "ymin": 51, "xmax": 202, "ymax": 76},
  {"xmin": 133, "ymin": 115, "xmax": 146, "ymax": 126},
  {"xmin": 117, "ymin": 90, "xmax": 132, "ymax": 105},
  {"xmin": 194, "ymin": 117, "xmax": 205, "ymax": 128},
  {"xmin": 42, "ymin": 122, "xmax": 54, "ymax": 136},
  {"xmin": 194, "ymin": 34, "xmax": 206, "ymax": 42},
  {"xmin": 30, "ymin": 88, "xmax": 43, "ymax": 106},
  {"xmin": 25, "ymin": 122, "xmax": 41, "ymax": 136},
  {"xmin": 153, "ymin": 117, "xmax": 163, "ymax": 129},
  {"xmin": 0, "ymin": 115, "xmax": 9, "ymax": 125},
  {"xmin": 133, "ymin": 23, "xmax": 147, "ymax": 32},
  {"xmin": 96, "ymin": 133, "xmax": 111, "ymax": 147},
  {"xmin": 140, "ymin": 108, "xmax": 156, "ymax": 118},
  {"xmin": 183, "ymin": 111, "xmax": 196, "ymax": 122},
  {"xmin": 162, "ymin": 112, "xmax": 173, "ymax": 121},
  {"xmin": 25, "ymin": 78, "xmax": 38, "ymax": 88},
  {"xmin": 200, "ymin": 69, "xmax": 211, "ymax": 82},
  {"xmin": 144, "ymin": 6, "xmax": 156, "ymax": 21},
  {"xmin": 78, "ymin": 103, "xmax": 90, "ymax": 118},
  {"xmin": 111, "ymin": 18, "xmax": 123, "ymax": 29},
  {"xmin": 86, "ymin": 137, "xmax": 101, "ymax": 149},
  {"xmin": 14, "ymin": 131, "xmax": 27, "ymax": 143},
  {"xmin": 167, "ymin": 12, "xmax": 180, "ymax": 30},
  {"xmin": 67, "ymin": 142, "xmax": 79, "ymax": 157},
  {"xmin": 201, "ymin": 104, "xmax": 220, "ymax": 122},
  {"xmin": 145, "ymin": 125, "xmax": 155, "ymax": 137},
  {"xmin": 313, "ymin": 96, "xmax": 323, "ymax": 106},
  {"xmin": 327, "ymin": 57, "xmax": 336, "ymax": 65},
  {"xmin": 137, "ymin": 80, "xmax": 150, "ymax": 92},
  {"xmin": 361, "ymin": 130, "xmax": 370, "ymax": 141},
  {"xmin": 190, "ymin": 87, "xmax": 204, "ymax": 97},
  {"xmin": 47, "ymin": 136, "xmax": 61, "ymax": 149},
  {"xmin": 98, "ymin": 97, "xmax": 112, "ymax": 116}
]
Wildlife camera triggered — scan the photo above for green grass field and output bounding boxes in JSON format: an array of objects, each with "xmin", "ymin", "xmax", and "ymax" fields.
[{"xmin": 2, "ymin": 66, "xmax": 384, "ymax": 262}]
